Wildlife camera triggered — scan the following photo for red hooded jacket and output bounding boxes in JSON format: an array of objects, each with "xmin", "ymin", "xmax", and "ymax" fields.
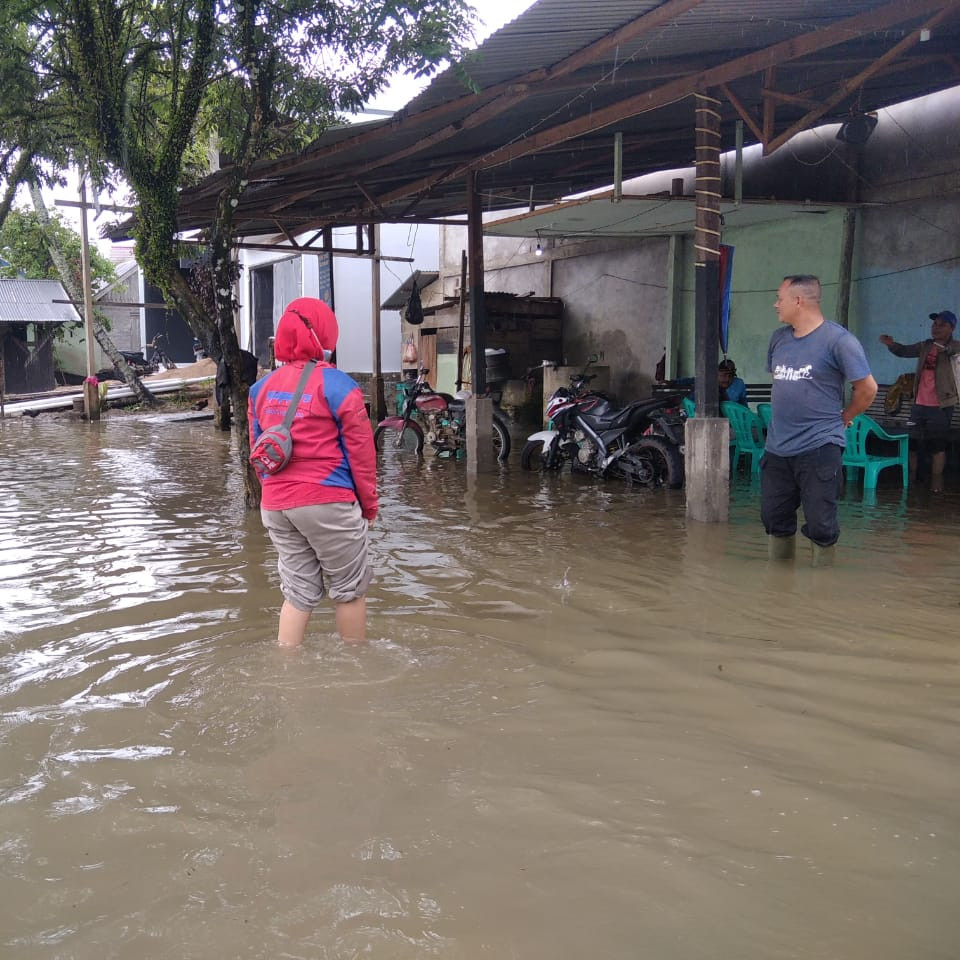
[{"xmin": 248, "ymin": 298, "xmax": 378, "ymax": 520}]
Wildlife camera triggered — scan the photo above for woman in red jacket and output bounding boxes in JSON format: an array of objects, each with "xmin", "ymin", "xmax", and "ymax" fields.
[{"xmin": 249, "ymin": 298, "xmax": 378, "ymax": 646}]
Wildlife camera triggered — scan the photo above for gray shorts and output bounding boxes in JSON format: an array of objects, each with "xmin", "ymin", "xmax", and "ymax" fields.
[{"xmin": 261, "ymin": 501, "xmax": 372, "ymax": 610}]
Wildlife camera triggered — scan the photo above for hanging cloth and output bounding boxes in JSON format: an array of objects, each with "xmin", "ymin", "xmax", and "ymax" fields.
[{"xmin": 718, "ymin": 244, "xmax": 734, "ymax": 355}]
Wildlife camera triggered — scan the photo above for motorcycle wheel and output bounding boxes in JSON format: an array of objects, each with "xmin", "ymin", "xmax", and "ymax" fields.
[
  {"xmin": 520, "ymin": 439, "xmax": 547, "ymax": 470},
  {"xmin": 492, "ymin": 415, "xmax": 512, "ymax": 462},
  {"xmin": 619, "ymin": 437, "xmax": 684, "ymax": 489},
  {"xmin": 373, "ymin": 423, "xmax": 425, "ymax": 457}
]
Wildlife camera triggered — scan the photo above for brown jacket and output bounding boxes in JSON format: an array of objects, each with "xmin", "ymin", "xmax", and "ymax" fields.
[{"xmin": 885, "ymin": 337, "xmax": 960, "ymax": 408}]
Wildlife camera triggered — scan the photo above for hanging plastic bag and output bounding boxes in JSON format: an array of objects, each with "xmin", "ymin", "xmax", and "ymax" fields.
[{"xmin": 402, "ymin": 337, "xmax": 418, "ymax": 365}]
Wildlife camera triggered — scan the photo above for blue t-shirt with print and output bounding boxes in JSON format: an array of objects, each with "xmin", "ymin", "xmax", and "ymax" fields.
[{"xmin": 766, "ymin": 320, "xmax": 872, "ymax": 456}]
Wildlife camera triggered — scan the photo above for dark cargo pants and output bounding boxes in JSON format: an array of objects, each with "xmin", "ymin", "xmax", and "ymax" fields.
[{"xmin": 760, "ymin": 443, "xmax": 843, "ymax": 547}]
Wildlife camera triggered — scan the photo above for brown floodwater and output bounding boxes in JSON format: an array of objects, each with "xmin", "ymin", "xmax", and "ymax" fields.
[{"xmin": 1, "ymin": 414, "xmax": 958, "ymax": 959}]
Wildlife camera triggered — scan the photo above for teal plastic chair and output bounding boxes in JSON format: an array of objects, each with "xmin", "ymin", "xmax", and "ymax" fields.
[
  {"xmin": 842, "ymin": 414, "xmax": 909, "ymax": 490},
  {"xmin": 756, "ymin": 402, "xmax": 772, "ymax": 429},
  {"xmin": 681, "ymin": 396, "xmax": 696, "ymax": 418},
  {"xmin": 721, "ymin": 401, "xmax": 766, "ymax": 474}
]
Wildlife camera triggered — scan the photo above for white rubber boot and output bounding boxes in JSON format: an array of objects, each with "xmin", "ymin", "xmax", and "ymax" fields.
[{"xmin": 767, "ymin": 535, "xmax": 796, "ymax": 560}]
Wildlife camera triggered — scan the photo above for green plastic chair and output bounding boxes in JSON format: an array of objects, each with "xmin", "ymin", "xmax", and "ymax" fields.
[
  {"xmin": 721, "ymin": 401, "xmax": 766, "ymax": 474},
  {"xmin": 681, "ymin": 396, "xmax": 696, "ymax": 418},
  {"xmin": 842, "ymin": 414, "xmax": 909, "ymax": 490},
  {"xmin": 756, "ymin": 402, "xmax": 772, "ymax": 429}
]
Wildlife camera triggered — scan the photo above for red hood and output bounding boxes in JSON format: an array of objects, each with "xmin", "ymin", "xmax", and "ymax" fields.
[{"xmin": 274, "ymin": 298, "xmax": 338, "ymax": 363}]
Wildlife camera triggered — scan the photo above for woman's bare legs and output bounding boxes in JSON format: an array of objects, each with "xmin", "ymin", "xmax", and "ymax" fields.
[
  {"xmin": 336, "ymin": 597, "xmax": 367, "ymax": 643},
  {"xmin": 277, "ymin": 601, "xmax": 311, "ymax": 648},
  {"xmin": 276, "ymin": 597, "xmax": 366, "ymax": 647}
]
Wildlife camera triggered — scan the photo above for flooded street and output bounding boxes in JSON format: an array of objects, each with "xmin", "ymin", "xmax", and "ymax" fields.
[{"xmin": 1, "ymin": 415, "xmax": 958, "ymax": 959}]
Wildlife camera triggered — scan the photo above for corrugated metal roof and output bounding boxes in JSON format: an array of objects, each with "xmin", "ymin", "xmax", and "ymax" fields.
[
  {"xmin": 381, "ymin": 270, "xmax": 440, "ymax": 310},
  {"xmin": 0, "ymin": 280, "xmax": 82, "ymax": 325},
  {"xmin": 169, "ymin": 0, "xmax": 960, "ymax": 239}
]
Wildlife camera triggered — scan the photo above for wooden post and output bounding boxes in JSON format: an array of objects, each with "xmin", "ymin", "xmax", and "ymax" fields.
[
  {"xmin": 78, "ymin": 179, "xmax": 101, "ymax": 422},
  {"xmin": 466, "ymin": 172, "xmax": 486, "ymax": 398},
  {"xmin": 687, "ymin": 89, "xmax": 729, "ymax": 523},
  {"xmin": 465, "ymin": 172, "xmax": 493, "ymax": 474},
  {"xmin": 0, "ymin": 329, "xmax": 5, "ymax": 419},
  {"xmin": 836, "ymin": 141, "xmax": 862, "ymax": 333},
  {"xmin": 734, "ymin": 119, "xmax": 744, "ymax": 205},
  {"xmin": 836, "ymin": 209, "xmax": 856, "ymax": 331},
  {"xmin": 455, "ymin": 250, "xmax": 467, "ymax": 391},
  {"xmin": 613, "ymin": 131, "xmax": 623, "ymax": 202},
  {"xmin": 369, "ymin": 223, "xmax": 386, "ymax": 421},
  {"xmin": 693, "ymin": 91, "xmax": 722, "ymax": 418}
]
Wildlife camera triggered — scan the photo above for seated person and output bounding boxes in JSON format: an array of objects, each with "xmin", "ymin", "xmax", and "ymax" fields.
[
  {"xmin": 671, "ymin": 360, "xmax": 748, "ymax": 406},
  {"xmin": 718, "ymin": 359, "xmax": 748, "ymax": 406}
]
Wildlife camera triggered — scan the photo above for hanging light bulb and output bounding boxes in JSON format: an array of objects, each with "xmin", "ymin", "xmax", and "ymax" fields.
[{"xmin": 534, "ymin": 231, "xmax": 543, "ymax": 256}]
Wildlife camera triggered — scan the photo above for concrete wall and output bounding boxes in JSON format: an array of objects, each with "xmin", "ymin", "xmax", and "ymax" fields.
[
  {"xmin": 853, "ymin": 194, "xmax": 960, "ymax": 385},
  {"xmin": 848, "ymin": 89, "xmax": 960, "ymax": 385},
  {"xmin": 437, "ymin": 220, "xmax": 672, "ymax": 402},
  {"xmin": 674, "ymin": 208, "xmax": 849, "ymax": 385},
  {"xmin": 551, "ymin": 238, "xmax": 670, "ymax": 401}
]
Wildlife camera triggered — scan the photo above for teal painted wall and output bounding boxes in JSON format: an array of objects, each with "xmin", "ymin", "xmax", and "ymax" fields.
[{"xmin": 674, "ymin": 209, "xmax": 848, "ymax": 384}]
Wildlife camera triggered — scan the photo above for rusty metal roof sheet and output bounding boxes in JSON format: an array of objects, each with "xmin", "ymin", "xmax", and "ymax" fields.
[
  {"xmin": 0, "ymin": 280, "xmax": 81, "ymax": 325},
  {"xmin": 170, "ymin": 0, "xmax": 960, "ymax": 241}
]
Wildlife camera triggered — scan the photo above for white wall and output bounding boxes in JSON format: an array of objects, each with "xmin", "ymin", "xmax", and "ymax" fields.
[{"xmin": 236, "ymin": 221, "xmax": 438, "ymax": 373}]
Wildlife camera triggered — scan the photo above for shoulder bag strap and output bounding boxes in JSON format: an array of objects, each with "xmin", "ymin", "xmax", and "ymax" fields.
[{"xmin": 280, "ymin": 360, "xmax": 317, "ymax": 429}]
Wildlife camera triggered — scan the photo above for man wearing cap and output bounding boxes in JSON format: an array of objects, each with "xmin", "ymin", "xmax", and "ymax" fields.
[{"xmin": 880, "ymin": 310, "xmax": 960, "ymax": 492}]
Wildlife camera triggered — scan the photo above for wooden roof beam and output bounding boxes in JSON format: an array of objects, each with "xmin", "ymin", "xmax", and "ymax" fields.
[
  {"xmin": 762, "ymin": 87, "xmax": 821, "ymax": 111},
  {"xmin": 355, "ymin": 181, "xmax": 388, "ymax": 219},
  {"xmin": 719, "ymin": 83, "xmax": 763, "ymax": 143},
  {"xmin": 356, "ymin": 0, "xmax": 956, "ymax": 205},
  {"xmin": 762, "ymin": 68, "xmax": 777, "ymax": 145},
  {"xmin": 265, "ymin": 87, "xmax": 531, "ymax": 215},
  {"xmin": 260, "ymin": 3, "xmax": 711, "ymax": 210},
  {"xmin": 208, "ymin": 0, "xmax": 709, "ymax": 195},
  {"xmin": 765, "ymin": 3, "xmax": 959, "ymax": 153}
]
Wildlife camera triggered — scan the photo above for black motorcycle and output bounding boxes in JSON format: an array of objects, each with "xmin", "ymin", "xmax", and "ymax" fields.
[
  {"xmin": 146, "ymin": 333, "xmax": 177, "ymax": 370},
  {"xmin": 98, "ymin": 349, "xmax": 156, "ymax": 381},
  {"xmin": 521, "ymin": 368, "xmax": 685, "ymax": 488}
]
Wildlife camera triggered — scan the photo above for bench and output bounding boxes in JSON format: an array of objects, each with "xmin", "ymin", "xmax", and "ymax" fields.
[
  {"xmin": 744, "ymin": 383, "xmax": 771, "ymax": 406},
  {"xmin": 652, "ymin": 381, "xmax": 771, "ymax": 407}
]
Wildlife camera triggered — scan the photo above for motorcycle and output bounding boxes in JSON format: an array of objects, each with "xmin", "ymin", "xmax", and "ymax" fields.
[
  {"xmin": 520, "ymin": 366, "xmax": 686, "ymax": 487},
  {"xmin": 97, "ymin": 349, "xmax": 157, "ymax": 381},
  {"xmin": 146, "ymin": 333, "xmax": 177, "ymax": 371},
  {"xmin": 373, "ymin": 368, "xmax": 511, "ymax": 462}
]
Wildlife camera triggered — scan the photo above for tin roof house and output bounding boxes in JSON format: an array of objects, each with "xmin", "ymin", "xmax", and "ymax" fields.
[{"xmin": 0, "ymin": 279, "xmax": 81, "ymax": 395}]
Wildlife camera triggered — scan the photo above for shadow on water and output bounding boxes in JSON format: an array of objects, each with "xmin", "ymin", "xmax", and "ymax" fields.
[{"xmin": 1, "ymin": 416, "xmax": 958, "ymax": 959}]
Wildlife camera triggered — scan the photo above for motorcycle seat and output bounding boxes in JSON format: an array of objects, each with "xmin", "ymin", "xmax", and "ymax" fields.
[{"xmin": 583, "ymin": 395, "xmax": 680, "ymax": 431}]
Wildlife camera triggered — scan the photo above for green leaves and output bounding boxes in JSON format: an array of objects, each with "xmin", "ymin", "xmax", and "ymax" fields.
[{"xmin": 0, "ymin": 207, "xmax": 116, "ymax": 288}]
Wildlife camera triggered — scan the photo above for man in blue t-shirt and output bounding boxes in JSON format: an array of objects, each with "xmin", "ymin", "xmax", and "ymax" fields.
[{"xmin": 763, "ymin": 275, "xmax": 877, "ymax": 563}]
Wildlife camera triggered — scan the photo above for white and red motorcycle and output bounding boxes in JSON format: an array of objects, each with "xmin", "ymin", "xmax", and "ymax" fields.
[{"xmin": 521, "ymin": 368, "xmax": 685, "ymax": 488}]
